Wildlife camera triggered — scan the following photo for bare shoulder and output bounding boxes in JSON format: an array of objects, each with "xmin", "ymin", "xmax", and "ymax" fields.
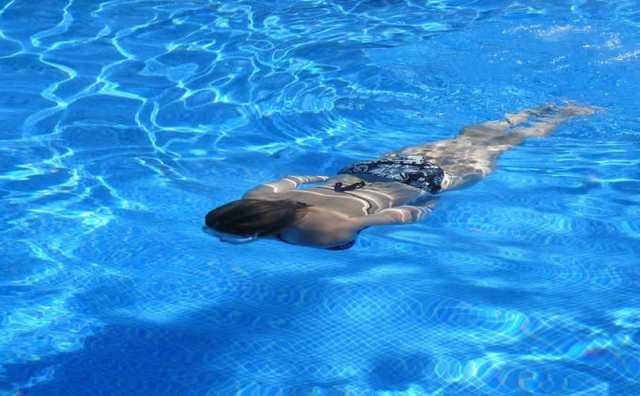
[
  {"xmin": 299, "ymin": 207, "xmax": 360, "ymax": 230},
  {"xmin": 283, "ymin": 207, "xmax": 361, "ymax": 247},
  {"xmin": 243, "ymin": 190, "xmax": 279, "ymax": 200}
]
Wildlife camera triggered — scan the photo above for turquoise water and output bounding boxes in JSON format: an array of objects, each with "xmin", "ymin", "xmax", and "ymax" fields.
[{"xmin": 1, "ymin": 0, "xmax": 640, "ymax": 394}]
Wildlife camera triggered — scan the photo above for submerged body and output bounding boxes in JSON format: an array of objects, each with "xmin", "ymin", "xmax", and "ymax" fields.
[{"xmin": 206, "ymin": 103, "xmax": 594, "ymax": 249}]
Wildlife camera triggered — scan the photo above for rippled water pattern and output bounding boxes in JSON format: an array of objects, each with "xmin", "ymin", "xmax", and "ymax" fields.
[{"xmin": 1, "ymin": 0, "xmax": 640, "ymax": 394}]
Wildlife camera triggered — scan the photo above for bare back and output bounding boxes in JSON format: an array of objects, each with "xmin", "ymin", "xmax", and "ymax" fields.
[{"xmin": 249, "ymin": 174, "xmax": 426, "ymax": 218}]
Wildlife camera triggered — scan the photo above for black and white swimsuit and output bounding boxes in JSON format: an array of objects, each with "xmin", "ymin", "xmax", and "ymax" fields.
[{"xmin": 339, "ymin": 154, "xmax": 445, "ymax": 194}]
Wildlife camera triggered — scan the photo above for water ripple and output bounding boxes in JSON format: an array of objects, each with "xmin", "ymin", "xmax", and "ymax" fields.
[{"xmin": 1, "ymin": 0, "xmax": 640, "ymax": 394}]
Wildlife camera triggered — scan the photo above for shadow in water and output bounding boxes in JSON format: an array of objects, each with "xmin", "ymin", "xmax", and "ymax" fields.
[
  {"xmin": 368, "ymin": 353, "xmax": 431, "ymax": 391},
  {"xmin": 5, "ymin": 265, "xmax": 367, "ymax": 395}
]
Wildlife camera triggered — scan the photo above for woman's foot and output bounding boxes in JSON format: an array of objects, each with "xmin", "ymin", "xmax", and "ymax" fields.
[
  {"xmin": 515, "ymin": 102, "xmax": 596, "ymax": 137},
  {"xmin": 558, "ymin": 102, "xmax": 598, "ymax": 117},
  {"xmin": 528, "ymin": 102, "xmax": 596, "ymax": 119}
]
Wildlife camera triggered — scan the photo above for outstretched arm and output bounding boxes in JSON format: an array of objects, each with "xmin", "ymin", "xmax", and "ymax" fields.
[
  {"xmin": 355, "ymin": 201, "xmax": 436, "ymax": 227},
  {"xmin": 244, "ymin": 176, "xmax": 329, "ymax": 198}
]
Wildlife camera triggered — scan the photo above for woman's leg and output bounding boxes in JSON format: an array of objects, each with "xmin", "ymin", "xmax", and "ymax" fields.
[{"xmin": 397, "ymin": 103, "xmax": 595, "ymax": 190}]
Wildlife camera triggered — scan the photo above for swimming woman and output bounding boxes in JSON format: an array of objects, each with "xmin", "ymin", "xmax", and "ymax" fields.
[{"xmin": 205, "ymin": 103, "xmax": 594, "ymax": 249}]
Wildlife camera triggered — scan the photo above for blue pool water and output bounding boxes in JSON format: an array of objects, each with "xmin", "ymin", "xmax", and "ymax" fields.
[{"xmin": 1, "ymin": 0, "xmax": 640, "ymax": 394}]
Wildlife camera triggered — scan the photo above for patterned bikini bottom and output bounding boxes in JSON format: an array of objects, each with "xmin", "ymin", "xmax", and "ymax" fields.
[{"xmin": 338, "ymin": 154, "xmax": 444, "ymax": 194}]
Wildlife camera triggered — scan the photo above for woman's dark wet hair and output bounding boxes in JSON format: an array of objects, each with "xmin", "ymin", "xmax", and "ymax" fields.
[{"xmin": 205, "ymin": 199, "xmax": 311, "ymax": 237}]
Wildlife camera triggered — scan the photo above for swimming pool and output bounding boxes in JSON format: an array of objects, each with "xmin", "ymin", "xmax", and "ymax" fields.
[{"xmin": 1, "ymin": 0, "xmax": 639, "ymax": 394}]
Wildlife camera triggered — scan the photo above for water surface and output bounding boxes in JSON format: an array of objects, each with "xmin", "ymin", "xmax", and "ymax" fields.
[{"xmin": 1, "ymin": 0, "xmax": 640, "ymax": 394}]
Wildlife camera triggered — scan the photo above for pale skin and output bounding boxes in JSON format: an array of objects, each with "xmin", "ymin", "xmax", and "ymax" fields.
[{"xmin": 242, "ymin": 103, "xmax": 595, "ymax": 248}]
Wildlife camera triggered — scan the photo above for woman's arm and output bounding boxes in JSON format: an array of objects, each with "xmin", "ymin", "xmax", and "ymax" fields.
[
  {"xmin": 244, "ymin": 176, "xmax": 329, "ymax": 198},
  {"xmin": 354, "ymin": 202, "xmax": 436, "ymax": 227}
]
